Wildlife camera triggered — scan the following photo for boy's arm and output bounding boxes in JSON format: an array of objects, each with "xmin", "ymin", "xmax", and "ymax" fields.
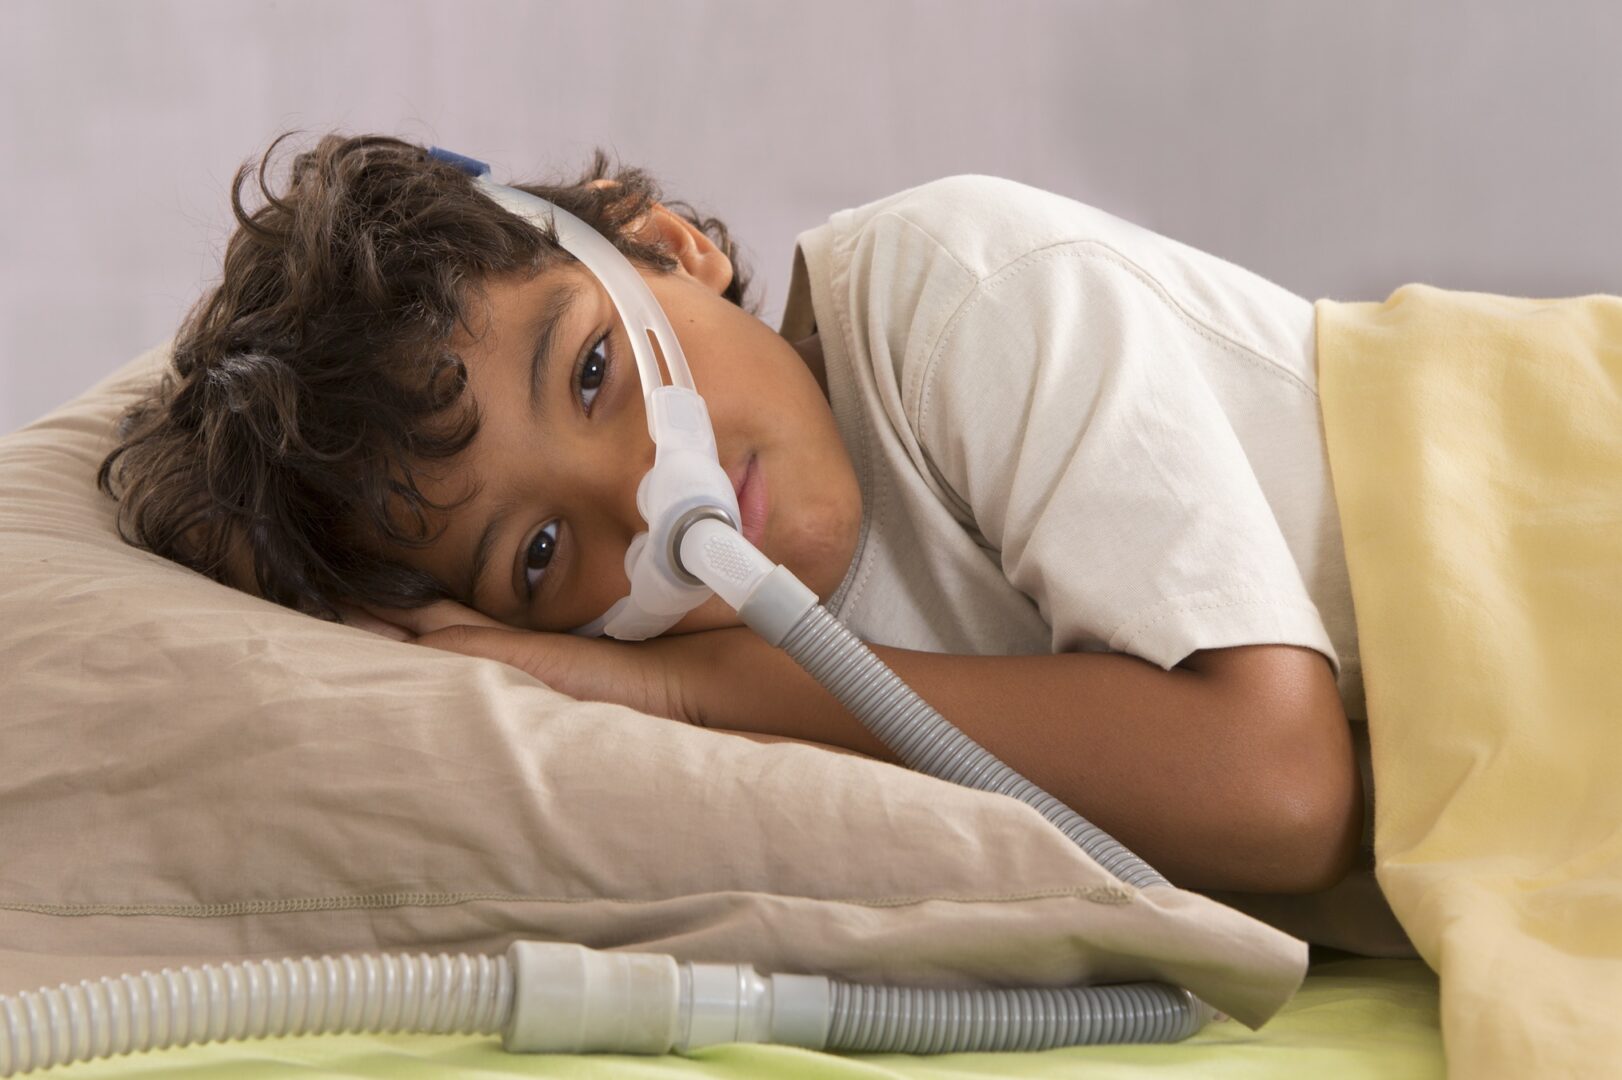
[{"xmin": 682, "ymin": 632, "xmax": 1361, "ymax": 896}]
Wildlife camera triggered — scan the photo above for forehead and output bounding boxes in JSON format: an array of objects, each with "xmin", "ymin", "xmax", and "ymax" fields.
[{"xmin": 452, "ymin": 263, "xmax": 595, "ymax": 353}]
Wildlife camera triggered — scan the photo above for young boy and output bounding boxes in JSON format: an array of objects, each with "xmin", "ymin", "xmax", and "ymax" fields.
[{"xmin": 99, "ymin": 133, "xmax": 1364, "ymax": 898}]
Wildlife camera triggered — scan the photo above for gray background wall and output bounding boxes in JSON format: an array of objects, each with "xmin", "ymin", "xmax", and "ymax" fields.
[{"xmin": 3, "ymin": 0, "xmax": 1619, "ymax": 434}]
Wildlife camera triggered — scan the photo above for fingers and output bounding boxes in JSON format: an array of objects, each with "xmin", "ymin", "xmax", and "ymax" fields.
[
  {"xmin": 415, "ymin": 624, "xmax": 547, "ymax": 683},
  {"xmin": 361, "ymin": 598, "xmax": 509, "ymax": 636},
  {"xmin": 334, "ymin": 602, "xmax": 414, "ymax": 642}
]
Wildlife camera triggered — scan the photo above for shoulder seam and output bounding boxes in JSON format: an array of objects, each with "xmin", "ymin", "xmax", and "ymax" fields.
[
  {"xmin": 869, "ymin": 209, "xmax": 979, "ymax": 280},
  {"xmin": 859, "ymin": 211, "xmax": 980, "ymax": 438},
  {"xmin": 914, "ymin": 239, "xmax": 1318, "ymax": 440}
]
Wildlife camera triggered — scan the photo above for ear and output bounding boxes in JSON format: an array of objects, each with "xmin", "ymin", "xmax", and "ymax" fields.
[{"xmin": 586, "ymin": 178, "xmax": 734, "ymax": 295}]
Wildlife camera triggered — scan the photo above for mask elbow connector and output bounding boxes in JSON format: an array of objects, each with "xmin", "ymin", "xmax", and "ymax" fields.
[{"xmin": 676, "ymin": 516, "xmax": 817, "ymax": 645}]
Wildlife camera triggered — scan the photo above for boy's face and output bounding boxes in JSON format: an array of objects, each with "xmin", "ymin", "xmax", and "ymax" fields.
[{"xmin": 377, "ymin": 203, "xmax": 862, "ymax": 636}]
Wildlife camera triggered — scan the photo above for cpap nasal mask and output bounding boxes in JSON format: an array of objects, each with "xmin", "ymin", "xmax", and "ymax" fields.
[{"xmin": 0, "ymin": 149, "xmax": 1241, "ymax": 1076}]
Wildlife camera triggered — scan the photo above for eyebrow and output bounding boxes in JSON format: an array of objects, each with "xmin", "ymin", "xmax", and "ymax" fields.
[{"xmin": 458, "ymin": 278, "xmax": 586, "ymax": 609}]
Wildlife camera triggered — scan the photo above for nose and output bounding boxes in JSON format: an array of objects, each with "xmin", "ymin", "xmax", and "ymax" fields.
[{"xmin": 582, "ymin": 400, "xmax": 658, "ymax": 546}]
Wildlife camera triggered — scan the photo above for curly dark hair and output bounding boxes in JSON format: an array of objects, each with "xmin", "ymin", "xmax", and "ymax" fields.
[{"xmin": 96, "ymin": 132, "xmax": 759, "ymax": 621}]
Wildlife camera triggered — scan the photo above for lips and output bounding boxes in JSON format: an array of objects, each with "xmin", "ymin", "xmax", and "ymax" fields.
[
  {"xmin": 727, "ymin": 457, "xmax": 750, "ymax": 505},
  {"xmin": 729, "ymin": 454, "xmax": 767, "ymax": 548}
]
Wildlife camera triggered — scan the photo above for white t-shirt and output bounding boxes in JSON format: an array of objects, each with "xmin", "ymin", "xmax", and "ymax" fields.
[{"xmin": 777, "ymin": 175, "xmax": 1365, "ymax": 720}]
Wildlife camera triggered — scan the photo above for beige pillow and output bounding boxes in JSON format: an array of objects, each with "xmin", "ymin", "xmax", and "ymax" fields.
[{"xmin": 0, "ymin": 344, "xmax": 1307, "ymax": 1027}]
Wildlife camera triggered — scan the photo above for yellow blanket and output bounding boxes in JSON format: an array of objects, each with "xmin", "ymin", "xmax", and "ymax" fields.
[{"xmin": 1316, "ymin": 285, "xmax": 1622, "ymax": 1079}]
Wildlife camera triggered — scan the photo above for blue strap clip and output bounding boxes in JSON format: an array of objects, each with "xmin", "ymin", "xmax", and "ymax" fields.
[{"xmin": 427, "ymin": 147, "xmax": 491, "ymax": 178}]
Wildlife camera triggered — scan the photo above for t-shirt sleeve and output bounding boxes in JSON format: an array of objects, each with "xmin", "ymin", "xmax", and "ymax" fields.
[{"xmin": 910, "ymin": 242, "xmax": 1339, "ymax": 673}]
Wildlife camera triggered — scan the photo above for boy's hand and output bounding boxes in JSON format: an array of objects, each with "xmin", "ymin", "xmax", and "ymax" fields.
[{"xmin": 336, "ymin": 598, "xmax": 730, "ymax": 728}]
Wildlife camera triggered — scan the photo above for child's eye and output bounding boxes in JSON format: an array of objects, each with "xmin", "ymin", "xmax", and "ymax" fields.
[
  {"xmin": 524, "ymin": 520, "xmax": 560, "ymax": 594},
  {"xmin": 576, "ymin": 330, "xmax": 612, "ymax": 414}
]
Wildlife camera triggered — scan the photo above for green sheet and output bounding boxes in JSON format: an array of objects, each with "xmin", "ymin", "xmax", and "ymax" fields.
[{"xmin": 39, "ymin": 958, "xmax": 1439, "ymax": 1079}]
